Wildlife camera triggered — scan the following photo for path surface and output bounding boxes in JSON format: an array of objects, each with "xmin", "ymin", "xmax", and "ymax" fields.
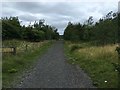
[{"xmin": 16, "ymin": 41, "xmax": 95, "ymax": 88}]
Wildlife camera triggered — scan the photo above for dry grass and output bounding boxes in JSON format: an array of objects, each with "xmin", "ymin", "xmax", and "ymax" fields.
[
  {"xmin": 2, "ymin": 40, "xmax": 49, "ymax": 54},
  {"xmin": 77, "ymin": 44, "xmax": 118, "ymax": 63},
  {"xmin": 65, "ymin": 41, "xmax": 119, "ymax": 88}
]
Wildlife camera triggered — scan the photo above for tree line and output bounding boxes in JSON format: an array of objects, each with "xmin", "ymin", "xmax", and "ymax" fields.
[
  {"xmin": 64, "ymin": 11, "xmax": 119, "ymax": 45},
  {"xmin": 2, "ymin": 17, "xmax": 59, "ymax": 42}
]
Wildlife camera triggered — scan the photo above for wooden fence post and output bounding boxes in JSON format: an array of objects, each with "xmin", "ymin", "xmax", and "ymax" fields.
[
  {"xmin": 26, "ymin": 44, "xmax": 28, "ymax": 51},
  {"xmin": 13, "ymin": 47, "xmax": 16, "ymax": 55}
]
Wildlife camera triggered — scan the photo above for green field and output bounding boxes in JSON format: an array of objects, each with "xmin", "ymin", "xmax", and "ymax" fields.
[
  {"xmin": 2, "ymin": 39, "xmax": 53, "ymax": 87},
  {"xmin": 64, "ymin": 41, "xmax": 119, "ymax": 88}
]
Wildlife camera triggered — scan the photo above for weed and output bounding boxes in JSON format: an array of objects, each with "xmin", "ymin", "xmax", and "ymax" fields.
[{"xmin": 8, "ymin": 68, "xmax": 17, "ymax": 73}]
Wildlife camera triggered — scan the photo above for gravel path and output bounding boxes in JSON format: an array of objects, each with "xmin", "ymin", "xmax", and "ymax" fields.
[{"xmin": 16, "ymin": 41, "xmax": 95, "ymax": 88}]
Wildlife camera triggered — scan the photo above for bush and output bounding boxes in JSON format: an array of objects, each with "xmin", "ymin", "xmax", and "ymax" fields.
[
  {"xmin": 70, "ymin": 45, "xmax": 82, "ymax": 52},
  {"xmin": 112, "ymin": 63, "xmax": 120, "ymax": 73}
]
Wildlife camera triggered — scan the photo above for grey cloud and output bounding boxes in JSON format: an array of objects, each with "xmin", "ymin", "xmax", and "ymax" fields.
[
  {"xmin": 51, "ymin": 22, "xmax": 67, "ymax": 29},
  {"xmin": 1, "ymin": 2, "xmax": 118, "ymax": 35},
  {"xmin": 19, "ymin": 14, "xmax": 38, "ymax": 22},
  {"xmin": 10, "ymin": 2, "xmax": 85, "ymax": 17},
  {"xmin": 2, "ymin": 7, "xmax": 20, "ymax": 17}
]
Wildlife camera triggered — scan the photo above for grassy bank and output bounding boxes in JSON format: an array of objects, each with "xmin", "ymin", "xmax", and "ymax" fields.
[
  {"xmin": 64, "ymin": 41, "xmax": 119, "ymax": 88},
  {"xmin": 2, "ymin": 40, "xmax": 54, "ymax": 87}
]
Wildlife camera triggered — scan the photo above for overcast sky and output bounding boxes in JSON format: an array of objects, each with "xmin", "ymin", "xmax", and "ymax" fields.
[{"xmin": 1, "ymin": 0, "xmax": 119, "ymax": 35}]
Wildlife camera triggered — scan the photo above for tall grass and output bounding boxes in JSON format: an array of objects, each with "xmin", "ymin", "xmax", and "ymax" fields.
[
  {"xmin": 2, "ymin": 39, "xmax": 49, "ymax": 54},
  {"xmin": 64, "ymin": 41, "xmax": 119, "ymax": 88}
]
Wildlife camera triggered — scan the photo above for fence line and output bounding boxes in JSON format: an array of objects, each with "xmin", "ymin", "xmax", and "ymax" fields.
[{"xmin": 1, "ymin": 47, "xmax": 16, "ymax": 55}]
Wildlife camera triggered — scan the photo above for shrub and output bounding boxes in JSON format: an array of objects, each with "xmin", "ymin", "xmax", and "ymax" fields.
[
  {"xmin": 112, "ymin": 63, "xmax": 120, "ymax": 73},
  {"xmin": 8, "ymin": 68, "xmax": 18, "ymax": 73},
  {"xmin": 70, "ymin": 45, "xmax": 82, "ymax": 52}
]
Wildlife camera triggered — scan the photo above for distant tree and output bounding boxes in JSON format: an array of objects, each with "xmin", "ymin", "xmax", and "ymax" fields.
[
  {"xmin": 64, "ymin": 22, "xmax": 84, "ymax": 41},
  {"xmin": 118, "ymin": 13, "xmax": 120, "ymax": 44},
  {"xmin": 87, "ymin": 16, "xmax": 94, "ymax": 26},
  {"xmin": 2, "ymin": 16, "xmax": 59, "ymax": 41},
  {"xmin": 64, "ymin": 11, "xmax": 118, "ymax": 45},
  {"xmin": 2, "ymin": 17, "xmax": 21, "ymax": 40}
]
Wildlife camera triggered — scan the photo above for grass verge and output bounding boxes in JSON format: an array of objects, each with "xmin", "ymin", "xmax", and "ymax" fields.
[
  {"xmin": 64, "ymin": 41, "xmax": 119, "ymax": 88},
  {"xmin": 2, "ymin": 40, "xmax": 54, "ymax": 88}
]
